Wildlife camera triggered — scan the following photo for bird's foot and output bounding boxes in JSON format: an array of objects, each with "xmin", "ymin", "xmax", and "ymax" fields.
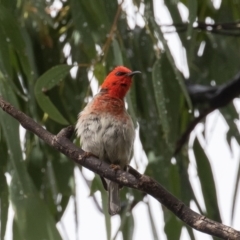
[
  {"xmin": 83, "ymin": 151, "xmax": 97, "ymax": 158},
  {"xmin": 57, "ymin": 126, "xmax": 74, "ymax": 139},
  {"xmin": 110, "ymin": 164, "xmax": 121, "ymax": 171}
]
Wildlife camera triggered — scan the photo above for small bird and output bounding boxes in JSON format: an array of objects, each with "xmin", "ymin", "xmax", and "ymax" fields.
[{"xmin": 76, "ymin": 66, "xmax": 140, "ymax": 215}]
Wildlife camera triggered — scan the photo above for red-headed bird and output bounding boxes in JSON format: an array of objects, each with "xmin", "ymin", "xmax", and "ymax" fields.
[{"xmin": 76, "ymin": 66, "xmax": 140, "ymax": 215}]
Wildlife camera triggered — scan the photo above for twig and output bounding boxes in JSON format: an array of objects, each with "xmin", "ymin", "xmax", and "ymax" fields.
[
  {"xmin": 175, "ymin": 71, "xmax": 240, "ymax": 155},
  {"xmin": 157, "ymin": 21, "xmax": 240, "ymax": 36},
  {"xmin": 174, "ymin": 108, "xmax": 213, "ymax": 155},
  {"xmin": 0, "ymin": 96, "xmax": 240, "ymax": 240},
  {"xmin": 101, "ymin": 1, "xmax": 124, "ymax": 61}
]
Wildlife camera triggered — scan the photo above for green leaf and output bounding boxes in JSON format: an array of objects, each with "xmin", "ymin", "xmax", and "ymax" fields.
[
  {"xmin": 145, "ymin": 151, "xmax": 171, "ymax": 189},
  {"xmin": 152, "ymin": 55, "xmax": 182, "ymax": 150},
  {"xmin": 10, "ymin": 174, "xmax": 63, "ymax": 240},
  {"xmin": 94, "ymin": 63, "xmax": 106, "ymax": 84},
  {"xmin": 112, "ymin": 39, "xmax": 123, "ymax": 66},
  {"xmin": 80, "ymin": 0, "xmax": 110, "ymax": 41},
  {"xmin": 34, "ymin": 65, "xmax": 72, "ymax": 125},
  {"xmin": 0, "ymin": 26, "xmax": 12, "ymax": 78},
  {"xmin": 150, "ymin": 17, "xmax": 192, "ymax": 110},
  {"xmin": 13, "ymin": 218, "xmax": 23, "ymax": 240},
  {"xmin": 163, "ymin": 208, "xmax": 182, "ymax": 240},
  {"xmin": 30, "ymin": 1, "xmax": 54, "ymax": 27},
  {"xmin": 26, "ymin": 144, "xmax": 45, "ymax": 191},
  {"xmin": 90, "ymin": 176, "xmax": 111, "ymax": 240},
  {"xmin": 126, "ymin": 93, "xmax": 137, "ymax": 127},
  {"xmin": 0, "ymin": 6, "xmax": 32, "ymax": 80},
  {"xmin": 70, "ymin": 0, "xmax": 96, "ymax": 59},
  {"xmin": 193, "ymin": 138, "xmax": 222, "ymax": 222},
  {"xmin": 186, "ymin": 225, "xmax": 196, "ymax": 240},
  {"xmin": 190, "ymin": 35, "xmax": 240, "ymax": 86},
  {"xmin": 146, "ymin": 200, "xmax": 159, "ymax": 240},
  {"xmin": 162, "ymin": 0, "xmax": 188, "ymax": 46},
  {"xmin": 0, "ymin": 75, "xmax": 62, "ymax": 240},
  {"xmin": 102, "ymin": 187, "xmax": 111, "ymax": 240},
  {"xmin": 152, "ymin": 59, "xmax": 170, "ymax": 142},
  {"xmin": 90, "ymin": 175, "xmax": 104, "ymax": 196},
  {"xmin": 121, "ymin": 213, "xmax": 134, "ymax": 240},
  {"xmin": 49, "ymin": 152, "xmax": 74, "ymax": 220},
  {"xmin": 176, "ymin": 155, "xmax": 204, "ymax": 215},
  {"xmin": 0, "ymin": 133, "xmax": 8, "ymax": 240},
  {"xmin": 0, "ymin": 169, "xmax": 8, "ymax": 240},
  {"xmin": 169, "ymin": 162, "xmax": 181, "ymax": 198},
  {"xmin": 220, "ymin": 105, "xmax": 240, "ymax": 149},
  {"xmin": 187, "ymin": 0, "xmax": 197, "ymax": 36}
]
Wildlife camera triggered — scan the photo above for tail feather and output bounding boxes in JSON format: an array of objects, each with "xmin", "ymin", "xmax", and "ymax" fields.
[{"xmin": 106, "ymin": 179, "xmax": 120, "ymax": 215}]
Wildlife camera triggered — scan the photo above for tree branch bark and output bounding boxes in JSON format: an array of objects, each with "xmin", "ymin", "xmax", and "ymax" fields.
[
  {"xmin": 159, "ymin": 21, "xmax": 240, "ymax": 36},
  {"xmin": 175, "ymin": 70, "xmax": 240, "ymax": 155},
  {"xmin": 0, "ymin": 96, "xmax": 240, "ymax": 240}
]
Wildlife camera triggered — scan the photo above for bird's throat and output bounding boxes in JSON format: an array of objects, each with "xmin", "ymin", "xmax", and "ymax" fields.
[
  {"xmin": 104, "ymin": 86, "xmax": 128, "ymax": 99},
  {"xmin": 92, "ymin": 93, "xmax": 125, "ymax": 115}
]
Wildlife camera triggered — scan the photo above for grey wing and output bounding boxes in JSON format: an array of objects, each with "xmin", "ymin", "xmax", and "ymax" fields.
[
  {"xmin": 76, "ymin": 112, "xmax": 104, "ymax": 157},
  {"xmin": 101, "ymin": 114, "xmax": 135, "ymax": 168}
]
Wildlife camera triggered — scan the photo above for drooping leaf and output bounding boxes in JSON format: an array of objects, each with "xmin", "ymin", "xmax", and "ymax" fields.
[
  {"xmin": 121, "ymin": 212, "xmax": 134, "ymax": 240},
  {"xmin": 79, "ymin": 0, "xmax": 110, "ymax": 41},
  {"xmin": 0, "ymin": 27, "xmax": 12, "ymax": 78},
  {"xmin": 94, "ymin": 63, "xmax": 106, "ymax": 84},
  {"xmin": 10, "ymin": 174, "xmax": 63, "ymax": 240},
  {"xmin": 149, "ymin": 17, "xmax": 192, "ymax": 110},
  {"xmin": 70, "ymin": 0, "xmax": 96, "ymax": 59},
  {"xmin": 90, "ymin": 176, "xmax": 111, "ymax": 240},
  {"xmin": 146, "ymin": 200, "xmax": 159, "ymax": 240},
  {"xmin": 34, "ymin": 65, "xmax": 72, "ymax": 125},
  {"xmin": 187, "ymin": 0, "xmax": 198, "ymax": 37},
  {"xmin": 163, "ymin": 207, "xmax": 182, "ymax": 240},
  {"xmin": 220, "ymin": 104, "xmax": 240, "ymax": 150},
  {"xmin": 0, "ymin": 75, "xmax": 62, "ymax": 240},
  {"xmin": 112, "ymin": 38, "xmax": 123, "ymax": 66},
  {"xmin": 0, "ymin": 166, "xmax": 8, "ymax": 240},
  {"xmin": 193, "ymin": 138, "xmax": 222, "ymax": 222},
  {"xmin": 13, "ymin": 218, "xmax": 23, "ymax": 240},
  {"xmin": 152, "ymin": 58, "xmax": 170, "ymax": 143},
  {"xmin": 101, "ymin": 186, "xmax": 111, "ymax": 240},
  {"xmin": 152, "ymin": 54, "xmax": 182, "ymax": 151},
  {"xmin": 0, "ymin": 5, "xmax": 32, "ymax": 80}
]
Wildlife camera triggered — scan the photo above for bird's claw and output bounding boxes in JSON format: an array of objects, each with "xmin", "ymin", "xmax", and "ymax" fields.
[
  {"xmin": 110, "ymin": 164, "xmax": 121, "ymax": 171},
  {"xmin": 83, "ymin": 151, "xmax": 97, "ymax": 158}
]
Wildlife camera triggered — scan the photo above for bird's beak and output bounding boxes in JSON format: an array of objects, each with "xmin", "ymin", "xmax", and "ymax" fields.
[{"xmin": 126, "ymin": 71, "xmax": 141, "ymax": 77}]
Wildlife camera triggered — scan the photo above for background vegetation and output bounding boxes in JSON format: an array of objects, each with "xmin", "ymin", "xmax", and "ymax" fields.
[{"xmin": 0, "ymin": 0, "xmax": 240, "ymax": 239}]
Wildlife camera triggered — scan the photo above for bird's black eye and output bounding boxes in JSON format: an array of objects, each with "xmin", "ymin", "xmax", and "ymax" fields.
[{"xmin": 115, "ymin": 71, "xmax": 126, "ymax": 76}]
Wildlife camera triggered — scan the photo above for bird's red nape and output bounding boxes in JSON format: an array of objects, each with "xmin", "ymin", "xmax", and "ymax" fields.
[{"xmin": 101, "ymin": 66, "xmax": 140, "ymax": 99}]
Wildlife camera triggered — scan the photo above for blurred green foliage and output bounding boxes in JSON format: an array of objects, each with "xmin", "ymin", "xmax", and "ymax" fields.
[{"xmin": 0, "ymin": 0, "xmax": 240, "ymax": 239}]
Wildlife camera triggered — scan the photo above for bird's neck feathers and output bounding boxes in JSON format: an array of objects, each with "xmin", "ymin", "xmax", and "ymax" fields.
[{"xmin": 101, "ymin": 76, "xmax": 132, "ymax": 99}]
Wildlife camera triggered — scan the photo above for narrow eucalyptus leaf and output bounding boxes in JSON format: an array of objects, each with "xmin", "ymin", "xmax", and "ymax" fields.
[{"xmin": 34, "ymin": 65, "xmax": 72, "ymax": 125}]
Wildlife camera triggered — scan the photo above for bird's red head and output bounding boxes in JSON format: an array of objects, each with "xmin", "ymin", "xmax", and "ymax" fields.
[{"xmin": 101, "ymin": 66, "xmax": 141, "ymax": 99}]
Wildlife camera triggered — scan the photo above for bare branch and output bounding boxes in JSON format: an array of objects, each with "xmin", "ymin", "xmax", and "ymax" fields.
[
  {"xmin": 175, "ymin": 71, "xmax": 240, "ymax": 155},
  {"xmin": 158, "ymin": 21, "xmax": 240, "ymax": 36},
  {"xmin": 0, "ymin": 96, "xmax": 240, "ymax": 240}
]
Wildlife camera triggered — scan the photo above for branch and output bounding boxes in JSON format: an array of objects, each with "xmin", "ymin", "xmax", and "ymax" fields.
[
  {"xmin": 0, "ymin": 96, "xmax": 240, "ymax": 240},
  {"xmin": 101, "ymin": 1, "xmax": 123, "ymax": 61},
  {"xmin": 174, "ymin": 108, "xmax": 214, "ymax": 155},
  {"xmin": 175, "ymin": 71, "xmax": 240, "ymax": 155},
  {"xmin": 159, "ymin": 21, "xmax": 240, "ymax": 36}
]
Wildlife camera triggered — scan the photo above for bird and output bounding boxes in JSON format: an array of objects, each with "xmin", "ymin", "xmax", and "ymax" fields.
[{"xmin": 76, "ymin": 66, "xmax": 141, "ymax": 215}]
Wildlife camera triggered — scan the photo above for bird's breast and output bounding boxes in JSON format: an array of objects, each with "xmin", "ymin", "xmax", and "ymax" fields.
[
  {"xmin": 76, "ymin": 95, "xmax": 135, "ymax": 167},
  {"xmin": 90, "ymin": 94, "xmax": 126, "ymax": 116}
]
